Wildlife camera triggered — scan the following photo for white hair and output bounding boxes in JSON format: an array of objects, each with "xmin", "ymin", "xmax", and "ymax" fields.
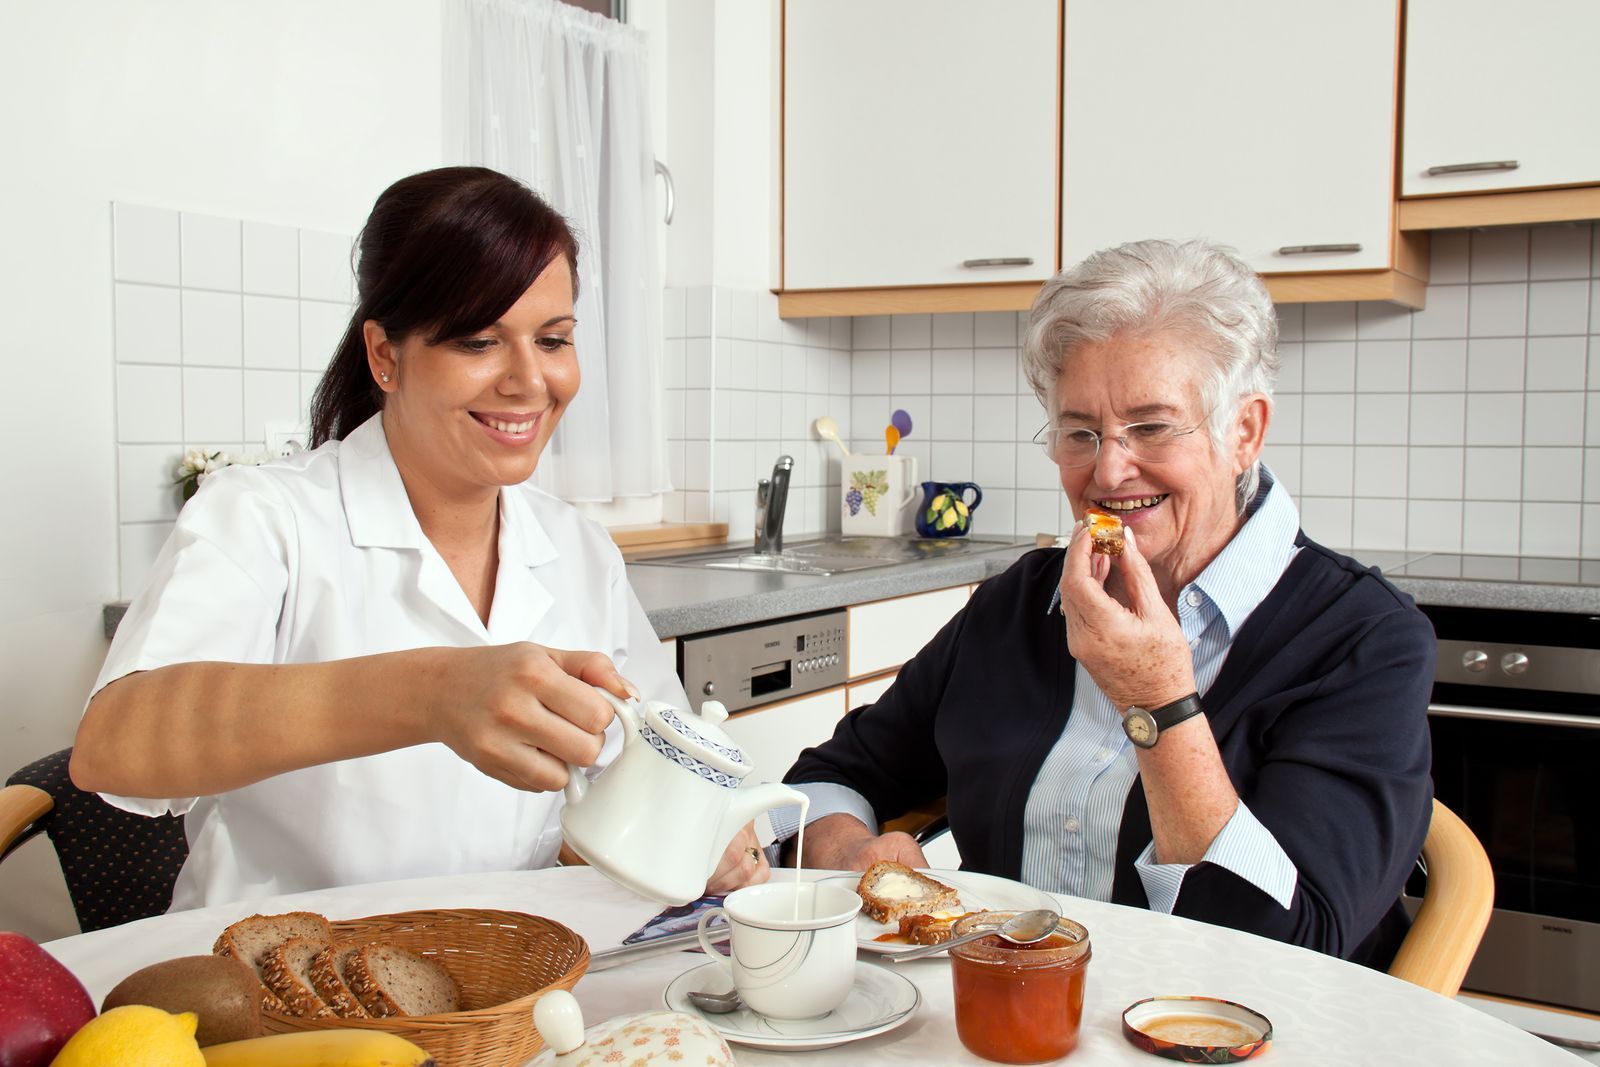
[{"xmin": 1021, "ymin": 238, "xmax": 1280, "ymax": 513}]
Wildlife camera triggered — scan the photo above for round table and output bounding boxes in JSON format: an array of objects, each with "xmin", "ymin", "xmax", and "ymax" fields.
[{"xmin": 43, "ymin": 866, "xmax": 1568, "ymax": 1066}]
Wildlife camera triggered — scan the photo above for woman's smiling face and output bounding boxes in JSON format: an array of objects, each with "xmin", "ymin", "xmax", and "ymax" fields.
[
  {"xmin": 1052, "ymin": 329, "xmax": 1268, "ymax": 588},
  {"xmin": 369, "ymin": 256, "xmax": 579, "ymax": 500}
]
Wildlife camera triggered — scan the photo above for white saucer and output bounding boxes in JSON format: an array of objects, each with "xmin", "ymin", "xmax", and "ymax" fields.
[
  {"xmin": 820, "ymin": 868, "xmax": 1060, "ymax": 956},
  {"xmin": 663, "ymin": 959, "xmax": 921, "ymax": 1051}
]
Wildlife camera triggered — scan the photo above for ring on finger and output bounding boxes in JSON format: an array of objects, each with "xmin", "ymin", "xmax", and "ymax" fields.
[{"xmin": 745, "ymin": 846, "xmax": 762, "ymax": 863}]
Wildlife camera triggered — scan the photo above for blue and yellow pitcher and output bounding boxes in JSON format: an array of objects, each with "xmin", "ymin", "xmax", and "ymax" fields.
[{"xmin": 916, "ymin": 481, "xmax": 983, "ymax": 538}]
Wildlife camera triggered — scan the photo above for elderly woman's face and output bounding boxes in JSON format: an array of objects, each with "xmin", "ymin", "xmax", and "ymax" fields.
[
  {"xmin": 374, "ymin": 256, "xmax": 579, "ymax": 497},
  {"xmin": 1052, "ymin": 329, "xmax": 1265, "ymax": 582}
]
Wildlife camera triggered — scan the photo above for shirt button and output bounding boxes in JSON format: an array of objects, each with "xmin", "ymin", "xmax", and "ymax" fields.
[
  {"xmin": 1185, "ymin": 590, "xmax": 1202, "ymax": 607},
  {"xmin": 1095, "ymin": 749, "xmax": 1112, "ymax": 762},
  {"xmin": 1064, "ymin": 817, "xmax": 1081, "ymax": 833}
]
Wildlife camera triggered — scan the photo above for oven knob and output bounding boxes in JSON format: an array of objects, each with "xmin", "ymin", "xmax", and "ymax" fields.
[
  {"xmin": 1500, "ymin": 652, "xmax": 1529, "ymax": 676},
  {"xmin": 702, "ymin": 681, "xmax": 716, "ymax": 695},
  {"xmin": 1461, "ymin": 650, "xmax": 1488, "ymax": 673}
]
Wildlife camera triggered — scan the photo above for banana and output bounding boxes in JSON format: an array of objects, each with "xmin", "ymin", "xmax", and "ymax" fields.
[{"xmin": 201, "ymin": 1028, "xmax": 437, "ymax": 1066}]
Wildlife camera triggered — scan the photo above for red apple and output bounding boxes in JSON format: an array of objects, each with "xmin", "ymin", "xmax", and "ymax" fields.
[{"xmin": 0, "ymin": 931, "xmax": 96, "ymax": 1067}]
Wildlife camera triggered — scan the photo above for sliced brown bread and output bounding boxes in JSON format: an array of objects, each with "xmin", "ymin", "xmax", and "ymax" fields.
[
  {"xmin": 308, "ymin": 943, "xmax": 370, "ymax": 1019},
  {"xmin": 856, "ymin": 861, "xmax": 962, "ymax": 924},
  {"xmin": 213, "ymin": 912, "xmax": 333, "ymax": 1016},
  {"xmin": 344, "ymin": 944, "xmax": 461, "ymax": 1018},
  {"xmin": 260, "ymin": 936, "xmax": 337, "ymax": 1018}
]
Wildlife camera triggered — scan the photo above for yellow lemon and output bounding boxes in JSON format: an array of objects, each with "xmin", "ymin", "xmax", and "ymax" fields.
[{"xmin": 51, "ymin": 1004, "xmax": 204, "ymax": 1067}]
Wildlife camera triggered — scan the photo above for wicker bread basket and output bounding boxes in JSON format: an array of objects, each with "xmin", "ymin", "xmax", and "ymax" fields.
[{"xmin": 260, "ymin": 908, "xmax": 589, "ymax": 1067}]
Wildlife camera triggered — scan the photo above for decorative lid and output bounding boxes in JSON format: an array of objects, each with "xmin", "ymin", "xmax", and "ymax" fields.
[{"xmin": 639, "ymin": 699, "xmax": 753, "ymax": 785}]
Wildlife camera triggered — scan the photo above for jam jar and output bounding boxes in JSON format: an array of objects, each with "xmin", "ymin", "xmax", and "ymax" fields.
[{"xmin": 949, "ymin": 912, "xmax": 1091, "ymax": 1063}]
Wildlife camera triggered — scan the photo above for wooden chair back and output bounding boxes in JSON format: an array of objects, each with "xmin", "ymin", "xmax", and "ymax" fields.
[{"xmin": 1388, "ymin": 798, "xmax": 1495, "ymax": 997}]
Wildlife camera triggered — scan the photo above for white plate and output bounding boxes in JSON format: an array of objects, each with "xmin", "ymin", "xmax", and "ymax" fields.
[
  {"xmin": 664, "ymin": 959, "xmax": 921, "ymax": 1051},
  {"xmin": 819, "ymin": 868, "xmax": 1059, "ymax": 956}
]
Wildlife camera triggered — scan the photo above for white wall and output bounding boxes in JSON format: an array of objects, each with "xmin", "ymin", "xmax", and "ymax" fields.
[{"xmin": 0, "ymin": 0, "xmax": 443, "ymax": 940}]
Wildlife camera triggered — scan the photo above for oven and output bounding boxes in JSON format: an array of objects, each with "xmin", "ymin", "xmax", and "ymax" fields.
[{"xmin": 1409, "ymin": 602, "xmax": 1600, "ymax": 1013}]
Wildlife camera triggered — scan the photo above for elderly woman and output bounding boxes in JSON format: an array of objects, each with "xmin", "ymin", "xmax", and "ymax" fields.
[{"xmin": 781, "ymin": 238, "xmax": 1434, "ymax": 963}]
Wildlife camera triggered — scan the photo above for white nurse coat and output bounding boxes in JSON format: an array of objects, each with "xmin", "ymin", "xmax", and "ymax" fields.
[{"xmin": 92, "ymin": 413, "xmax": 687, "ymax": 911}]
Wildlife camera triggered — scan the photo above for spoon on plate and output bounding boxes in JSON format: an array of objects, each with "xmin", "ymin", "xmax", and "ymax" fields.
[
  {"xmin": 883, "ymin": 907, "xmax": 1061, "ymax": 963},
  {"xmin": 686, "ymin": 986, "xmax": 745, "ymax": 1014}
]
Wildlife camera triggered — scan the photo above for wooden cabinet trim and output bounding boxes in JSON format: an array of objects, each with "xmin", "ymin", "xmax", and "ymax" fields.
[{"xmin": 1399, "ymin": 185, "xmax": 1600, "ymax": 231}]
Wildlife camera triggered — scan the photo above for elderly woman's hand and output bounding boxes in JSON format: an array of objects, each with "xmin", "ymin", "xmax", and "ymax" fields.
[
  {"xmin": 1059, "ymin": 523, "xmax": 1196, "ymax": 711},
  {"xmin": 430, "ymin": 642, "xmax": 637, "ymax": 793}
]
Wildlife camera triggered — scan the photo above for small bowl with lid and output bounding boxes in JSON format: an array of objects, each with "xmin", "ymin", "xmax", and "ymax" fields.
[{"xmin": 948, "ymin": 911, "xmax": 1092, "ymax": 1064}]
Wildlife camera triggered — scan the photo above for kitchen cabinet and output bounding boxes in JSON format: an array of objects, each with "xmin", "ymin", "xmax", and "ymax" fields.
[
  {"xmin": 1399, "ymin": 0, "xmax": 1600, "ymax": 229},
  {"xmin": 1060, "ymin": 0, "xmax": 1423, "ymax": 307},
  {"xmin": 780, "ymin": 0, "xmax": 1059, "ymax": 314},
  {"xmin": 848, "ymin": 586, "xmax": 971, "ymax": 679},
  {"xmin": 723, "ymin": 687, "xmax": 849, "ymax": 784}
]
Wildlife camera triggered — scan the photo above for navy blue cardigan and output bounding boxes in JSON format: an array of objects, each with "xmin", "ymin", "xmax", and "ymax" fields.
[{"xmin": 786, "ymin": 535, "xmax": 1435, "ymax": 964}]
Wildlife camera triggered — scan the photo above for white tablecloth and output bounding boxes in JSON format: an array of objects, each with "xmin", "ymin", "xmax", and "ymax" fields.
[{"xmin": 43, "ymin": 867, "xmax": 1573, "ymax": 1066}]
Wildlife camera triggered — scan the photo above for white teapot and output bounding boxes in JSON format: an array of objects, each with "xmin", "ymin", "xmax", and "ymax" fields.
[{"xmin": 560, "ymin": 692, "xmax": 807, "ymax": 905}]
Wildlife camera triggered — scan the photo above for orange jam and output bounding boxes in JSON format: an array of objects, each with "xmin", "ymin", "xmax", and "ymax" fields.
[{"xmin": 949, "ymin": 913, "xmax": 1091, "ymax": 1064}]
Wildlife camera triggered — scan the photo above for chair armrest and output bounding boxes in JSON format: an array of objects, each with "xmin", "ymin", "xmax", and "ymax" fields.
[
  {"xmin": 1388, "ymin": 799, "xmax": 1495, "ymax": 997},
  {"xmin": 0, "ymin": 783, "xmax": 52, "ymax": 861}
]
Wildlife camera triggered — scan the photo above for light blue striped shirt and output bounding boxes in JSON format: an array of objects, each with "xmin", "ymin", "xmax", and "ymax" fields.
[{"xmin": 773, "ymin": 468, "xmax": 1301, "ymax": 914}]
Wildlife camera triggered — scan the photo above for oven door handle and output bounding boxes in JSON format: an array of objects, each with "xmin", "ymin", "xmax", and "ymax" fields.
[{"xmin": 1428, "ymin": 702, "xmax": 1600, "ymax": 730}]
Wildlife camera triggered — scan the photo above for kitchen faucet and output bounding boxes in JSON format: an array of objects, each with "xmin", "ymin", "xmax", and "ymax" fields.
[{"xmin": 753, "ymin": 455, "xmax": 794, "ymax": 555}]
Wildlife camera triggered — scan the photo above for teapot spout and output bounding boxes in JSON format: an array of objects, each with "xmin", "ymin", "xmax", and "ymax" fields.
[{"xmin": 715, "ymin": 783, "xmax": 809, "ymax": 865}]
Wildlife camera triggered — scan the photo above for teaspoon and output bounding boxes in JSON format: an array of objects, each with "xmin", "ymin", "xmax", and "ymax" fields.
[
  {"xmin": 884, "ymin": 908, "xmax": 1061, "ymax": 963},
  {"xmin": 686, "ymin": 986, "xmax": 744, "ymax": 1014}
]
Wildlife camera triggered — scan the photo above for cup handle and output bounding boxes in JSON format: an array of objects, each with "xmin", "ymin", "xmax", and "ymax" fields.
[
  {"xmin": 696, "ymin": 906, "xmax": 730, "ymax": 958},
  {"xmin": 960, "ymin": 483, "xmax": 984, "ymax": 510},
  {"xmin": 898, "ymin": 457, "xmax": 917, "ymax": 509}
]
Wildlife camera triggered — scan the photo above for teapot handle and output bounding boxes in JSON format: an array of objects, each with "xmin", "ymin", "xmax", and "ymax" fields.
[{"xmin": 564, "ymin": 689, "xmax": 642, "ymax": 806}]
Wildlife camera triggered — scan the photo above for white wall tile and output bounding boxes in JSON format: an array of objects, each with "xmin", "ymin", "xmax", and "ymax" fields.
[
  {"xmin": 729, "ymin": 290, "xmax": 758, "ymax": 341},
  {"xmin": 298, "ymin": 301, "xmax": 348, "ymax": 373},
  {"xmin": 1352, "ymin": 498, "xmax": 1406, "ymax": 550},
  {"xmin": 1466, "ymin": 337, "xmax": 1524, "ymax": 391},
  {"xmin": 1470, "ymin": 228, "xmax": 1529, "ymax": 283},
  {"xmin": 181, "ymin": 290, "xmax": 242, "ymax": 366},
  {"xmin": 114, "ymin": 284, "xmax": 181, "ymax": 364},
  {"xmin": 1355, "ymin": 394, "xmax": 1408, "ymax": 445},
  {"xmin": 1525, "ymin": 336, "xmax": 1587, "ymax": 390},
  {"xmin": 831, "ymin": 317, "xmax": 853, "ymax": 350},
  {"xmin": 1412, "ymin": 285, "xmax": 1468, "ymax": 339},
  {"xmin": 971, "ymin": 395, "xmax": 1017, "ymax": 442},
  {"xmin": 974, "ymin": 311, "xmax": 1016, "ymax": 347},
  {"xmin": 755, "ymin": 342, "xmax": 782, "ymax": 390},
  {"xmin": 1410, "ymin": 339, "xmax": 1467, "ymax": 391},
  {"xmin": 1583, "ymin": 505, "xmax": 1600, "ymax": 557},
  {"xmin": 972, "ymin": 442, "xmax": 1016, "ymax": 489},
  {"xmin": 974, "ymin": 348, "xmax": 1018, "ymax": 394},
  {"xmin": 850, "ymin": 394, "xmax": 887, "ymax": 448},
  {"xmin": 1271, "ymin": 394, "xmax": 1302, "ymax": 444},
  {"xmin": 682, "ymin": 441, "xmax": 710, "ymax": 492},
  {"xmin": 298, "ymin": 231, "xmax": 353, "ymax": 303},
  {"xmin": 119, "ymin": 522, "xmax": 175, "ymax": 600},
  {"xmin": 1524, "ymin": 392, "xmax": 1585, "ymax": 446},
  {"xmin": 930, "ymin": 442, "xmax": 974, "ymax": 481},
  {"xmin": 114, "ymin": 203, "xmax": 180, "ymax": 285},
  {"xmin": 930, "ymin": 395, "xmax": 974, "ymax": 441},
  {"xmin": 1462, "ymin": 500, "xmax": 1519, "ymax": 554},
  {"xmin": 853, "ymin": 350, "xmax": 891, "ymax": 394},
  {"xmin": 1468, "ymin": 283, "xmax": 1528, "ymax": 338},
  {"xmin": 1301, "ymin": 497, "xmax": 1354, "ymax": 548},
  {"xmin": 1408, "ymin": 447, "xmax": 1464, "ymax": 499},
  {"xmin": 714, "ymin": 287, "xmax": 733, "ymax": 338},
  {"xmin": 1587, "ymin": 449, "xmax": 1600, "ymax": 502},
  {"xmin": 931, "ymin": 313, "xmax": 973, "ymax": 349},
  {"xmin": 1304, "ymin": 302, "xmax": 1357, "ymax": 341},
  {"xmin": 890, "ymin": 314, "xmax": 931, "ymax": 349},
  {"xmin": 243, "ymin": 370, "xmax": 302, "ymax": 448},
  {"xmin": 1430, "ymin": 231, "xmax": 1470, "ymax": 285},
  {"xmin": 781, "ymin": 345, "xmax": 806, "ymax": 392},
  {"xmin": 116, "ymin": 364, "xmax": 183, "ymax": 442},
  {"xmin": 1528, "ymin": 279, "xmax": 1590, "ymax": 336},
  {"xmin": 890, "ymin": 349, "xmax": 931, "ymax": 395},
  {"xmin": 1354, "ymin": 445, "xmax": 1407, "ymax": 497},
  {"xmin": 684, "ymin": 389, "xmax": 712, "ymax": 441},
  {"xmin": 182, "ymin": 367, "xmax": 243, "ymax": 445},
  {"xmin": 1465, "ymin": 447, "xmax": 1523, "ymax": 501},
  {"xmin": 242, "ymin": 221, "xmax": 299, "ymax": 297},
  {"xmin": 1522, "ymin": 447, "xmax": 1583, "ymax": 502},
  {"xmin": 974, "ymin": 488, "xmax": 1015, "ymax": 537},
  {"xmin": 1301, "ymin": 446, "xmax": 1353, "ymax": 496},
  {"xmin": 662, "ymin": 287, "xmax": 686, "ymax": 339},
  {"xmin": 1406, "ymin": 499, "xmax": 1463, "ymax": 551},
  {"xmin": 1015, "ymin": 489, "xmax": 1062, "ymax": 538},
  {"xmin": 1355, "ymin": 340, "xmax": 1409, "ymax": 392},
  {"xmin": 1357, "ymin": 301, "xmax": 1412, "ymax": 341},
  {"xmin": 1530, "ymin": 225, "xmax": 1592, "ymax": 281},
  {"xmin": 1465, "ymin": 392, "xmax": 1523, "ymax": 446},
  {"xmin": 300, "ymin": 371, "xmax": 321, "ymax": 415},
  {"xmin": 1409, "ymin": 393, "xmax": 1465, "ymax": 445},
  {"xmin": 1522, "ymin": 502, "xmax": 1581, "ymax": 556},
  {"xmin": 1262, "ymin": 445, "xmax": 1299, "ymax": 495},
  {"xmin": 685, "ymin": 287, "xmax": 712, "ymax": 337},
  {"xmin": 118, "ymin": 444, "xmax": 182, "ymax": 523},
  {"xmin": 931, "ymin": 349, "xmax": 974, "ymax": 394},
  {"xmin": 1301, "ymin": 394, "xmax": 1354, "ymax": 444},
  {"xmin": 1303, "ymin": 341, "xmax": 1355, "ymax": 392},
  {"xmin": 1591, "ymin": 280, "xmax": 1600, "ymax": 332},
  {"xmin": 1013, "ymin": 394, "xmax": 1045, "ymax": 441},
  {"xmin": 1276, "ymin": 343, "xmax": 1303, "ymax": 392},
  {"xmin": 854, "ymin": 315, "xmax": 891, "ymax": 349},
  {"xmin": 685, "ymin": 338, "xmax": 712, "ymax": 389},
  {"xmin": 242, "ymin": 296, "xmax": 299, "ymax": 370},
  {"xmin": 1015, "ymin": 443, "xmax": 1060, "ymax": 491},
  {"xmin": 180, "ymin": 212, "xmax": 241, "ymax": 291},
  {"xmin": 1276, "ymin": 304, "xmax": 1304, "ymax": 342}
]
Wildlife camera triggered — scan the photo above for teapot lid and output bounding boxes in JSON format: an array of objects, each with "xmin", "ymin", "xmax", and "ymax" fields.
[{"xmin": 639, "ymin": 699, "xmax": 753, "ymax": 784}]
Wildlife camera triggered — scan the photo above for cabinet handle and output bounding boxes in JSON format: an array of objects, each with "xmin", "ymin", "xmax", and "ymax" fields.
[
  {"xmin": 1425, "ymin": 160, "xmax": 1520, "ymax": 177},
  {"xmin": 654, "ymin": 159, "xmax": 675, "ymax": 225},
  {"xmin": 1276, "ymin": 244, "xmax": 1361, "ymax": 256},
  {"xmin": 961, "ymin": 257, "xmax": 1034, "ymax": 268}
]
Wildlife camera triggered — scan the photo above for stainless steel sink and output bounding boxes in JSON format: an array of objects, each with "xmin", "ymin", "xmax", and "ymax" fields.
[{"xmin": 633, "ymin": 535, "xmax": 1020, "ymax": 577}]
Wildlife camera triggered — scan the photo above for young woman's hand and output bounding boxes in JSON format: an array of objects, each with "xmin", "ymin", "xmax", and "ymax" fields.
[
  {"xmin": 706, "ymin": 822, "xmax": 772, "ymax": 894},
  {"xmin": 431, "ymin": 642, "xmax": 639, "ymax": 792}
]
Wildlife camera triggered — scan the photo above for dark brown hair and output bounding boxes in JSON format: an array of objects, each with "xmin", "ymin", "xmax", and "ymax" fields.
[{"xmin": 309, "ymin": 167, "xmax": 580, "ymax": 446}]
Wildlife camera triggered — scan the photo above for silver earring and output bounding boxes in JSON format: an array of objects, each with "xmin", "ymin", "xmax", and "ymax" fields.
[{"xmin": 380, "ymin": 373, "xmax": 391, "ymax": 383}]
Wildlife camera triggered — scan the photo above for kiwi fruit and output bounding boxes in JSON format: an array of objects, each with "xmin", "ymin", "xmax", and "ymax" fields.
[{"xmin": 102, "ymin": 954, "xmax": 262, "ymax": 1046}]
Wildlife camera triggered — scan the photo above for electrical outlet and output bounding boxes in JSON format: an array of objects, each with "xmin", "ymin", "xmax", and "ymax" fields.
[{"xmin": 264, "ymin": 420, "xmax": 310, "ymax": 457}]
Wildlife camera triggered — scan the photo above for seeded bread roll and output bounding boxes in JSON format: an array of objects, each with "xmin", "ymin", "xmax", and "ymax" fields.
[
  {"xmin": 260, "ymin": 937, "xmax": 337, "ymax": 1018},
  {"xmin": 344, "ymin": 944, "xmax": 461, "ymax": 1018},
  {"xmin": 856, "ymin": 861, "xmax": 962, "ymax": 924},
  {"xmin": 213, "ymin": 912, "xmax": 333, "ymax": 1015},
  {"xmin": 308, "ymin": 944, "xmax": 370, "ymax": 1019}
]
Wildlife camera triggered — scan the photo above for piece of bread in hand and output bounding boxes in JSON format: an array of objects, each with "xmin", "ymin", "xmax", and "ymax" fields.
[
  {"xmin": 856, "ymin": 861, "xmax": 962, "ymax": 924},
  {"xmin": 344, "ymin": 944, "xmax": 461, "ymax": 1018},
  {"xmin": 213, "ymin": 912, "xmax": 333, "ymax": 1015},
  {"xmin": 1085, "ymin": 507, "xmax": 1125, "ymax": 556},
  {"xmin": 308, "ymin": 943, "xmax": 370, "ymax": 1019},
  {"xmin": 260, "ymin": 937, "xmax": 337, "ymax": 1019}
]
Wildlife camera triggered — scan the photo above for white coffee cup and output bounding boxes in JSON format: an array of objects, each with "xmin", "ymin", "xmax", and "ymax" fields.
[{"xmin": 695, "ymin": 881, "xmax": 862, "ymax": 1019}]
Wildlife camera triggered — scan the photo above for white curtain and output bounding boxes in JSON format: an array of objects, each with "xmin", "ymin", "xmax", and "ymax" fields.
[{"xmin": 445, "ymin": 0, "xmax": 671, "ymax": 502}]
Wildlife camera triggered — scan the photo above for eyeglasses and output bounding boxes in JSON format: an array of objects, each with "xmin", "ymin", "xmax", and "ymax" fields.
[{"xmin": 1033, "ymin": 417, "xmax": 1206, "ymax": 468}]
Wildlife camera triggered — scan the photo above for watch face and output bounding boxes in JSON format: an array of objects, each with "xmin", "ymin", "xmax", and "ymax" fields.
[{"xmin": 1123, "ymin": 708, "xmax": 1156, "ymax": 748}]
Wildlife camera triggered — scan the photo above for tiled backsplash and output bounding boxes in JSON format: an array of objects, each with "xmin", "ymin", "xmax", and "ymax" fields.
[
  {"xmin": 112, "ymin": 203, "xmax": 353, "ymax": 597},
  {"xmin": 690, "ymin": 223, "xmax": 1600, "ymax": 557}
]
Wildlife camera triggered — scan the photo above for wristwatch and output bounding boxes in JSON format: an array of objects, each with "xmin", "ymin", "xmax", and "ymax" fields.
[{"xmin": 1122, "ymin": 693, "xmax": 1205, "ymax": 749}]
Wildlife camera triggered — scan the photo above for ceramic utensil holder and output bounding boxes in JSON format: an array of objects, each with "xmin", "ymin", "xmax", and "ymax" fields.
[{"xmin": 840, "ymin": 454, "xmax": 918, "ymax": 536}]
